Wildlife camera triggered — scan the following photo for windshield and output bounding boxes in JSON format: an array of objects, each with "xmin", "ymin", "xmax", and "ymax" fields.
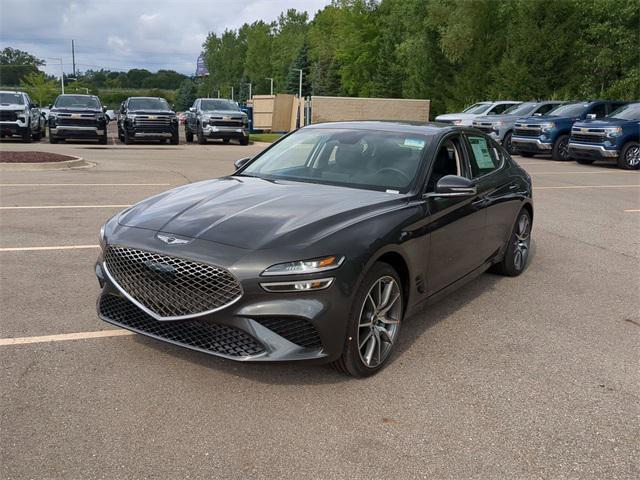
[
  {"xmin": 608, "ymin": 103, "xmax": 640, "ymax": 120},
  {"xmin": 241, "ymin": 128, "xmax": 429, "ymax": 193},
  {"xmin": 0, "ymin": 92, "xmax": 25, "ymax": 105},
  {"xmin": 54, "ymin": 95, "xmax": 100, "ymax": 109},
  {"xmin": 547, "ymin": 103, "xmax": 588, "ymax": 117},
  {"xmin": 503, "ymin": 102, "xmax": 537, "ymax": 116},
  {"xmin": 462, "ymin": 103, "xmax": 492, "ymax": 114},
  {"xmin": 201, "ymin": 99, "xmax": 239, "ymax": 111},
  {"xmin": 128, "ymin": 98, "xmax": 170, "ymax": 111}
]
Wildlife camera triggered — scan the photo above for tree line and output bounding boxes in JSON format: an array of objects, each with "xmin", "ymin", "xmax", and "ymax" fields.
[{"xmin": 200, "ymin": 0, "xmax": 638, "ymax": 116}]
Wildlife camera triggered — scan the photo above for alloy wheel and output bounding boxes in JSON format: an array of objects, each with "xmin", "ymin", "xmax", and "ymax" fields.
[
  {"xmin": 625, "ymin": 146, "xmax": 640, "ymax": 168},
  {"xmin": 513, "ymin": 213, "xmax": 531, "ymax": 271},
  {"xmin": 558, "ymin": 138, "xmax": 570, "ymax": 160},
  {"xmin": 357, "ymin": 276, "xmax": 402, "ymax": 368}
]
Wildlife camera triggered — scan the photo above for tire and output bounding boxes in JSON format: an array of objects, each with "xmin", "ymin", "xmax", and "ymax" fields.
[
  {"xmin": 170, "ymin": 131, "xmax": 179, "ymax": 145},
  {"xmin": 185, "ymin": 128, "xmax": 194, "ymax": 143},
  {"xmin": 618, "ymin": 141, "xmax": 640, "ymax": 170},
  {"xmin": 32, "ymin": 128, "xmax": 42, "ymax": 141},
  {"xmin": 223, "ymin": 138, "xmax": 230, "ymax": 144},
  {"xmin": 123, "ymin": 129, "xmax": 134, "ymax": 145},
  {"xmin": 492, "ymin": 208, "xmax": 532, "ymax": 277},
  {"xmin": 40, "ymin": 124, "xmax": 46, "ymax": 138},
  {"xmin": 576, "ymin": 158, "xmax": 595, "ymax": 165},
  {"xmin": 331, "ymin": 262, "xmax": 403, "ymax": 377},
  {"xmin": 519, "ymin": 152, "xmax": 535, "ymax": 158},
  {"xmin": 49, "ymin": 134, "xmax": 58, "ymax": 144},
  {"xmin": 503, "ymin": 131, "xmax": 514, "ymax": 155},
  {"xmin": 239, "ymin": 136, "xmax": 249, "ymax": 146},
  {"xmin": 21, "ymin": 125, "xmax": 32, "ymax": 143},
  {"xmin": 98, "ymin": 134, "xmax": 108, "ymax": 145},
  {"xmin": 552, "ymin": 134, "xmax": 571, "ymax": 161},
  {"xmin": 197, "ymin": 124, "xmax": 206, "ymax": 144}
]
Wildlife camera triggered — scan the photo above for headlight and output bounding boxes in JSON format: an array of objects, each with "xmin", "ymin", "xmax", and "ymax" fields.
[
  {"xmin": 261, "ymin": 255, "xmax": 345, "ymax": 276},
  {"xmin": 99, "ymin": 224, "xmax": 106, "ymax": 249},
  {"xmin": 452, "ymin": 120, "xmax": 464, "ymax": 125},
  {"xmin": 540, "ymin": 122, "xmax": 555, "ymax": 132},
  {"xmin": 605, "ymin": 127, "xmax": 622, "ymax": 138}
]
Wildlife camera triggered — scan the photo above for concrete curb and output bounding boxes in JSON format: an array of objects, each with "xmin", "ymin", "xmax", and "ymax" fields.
[{"xmin": 0, "ymin": 155, "xmax": 94, "ymax": 171}]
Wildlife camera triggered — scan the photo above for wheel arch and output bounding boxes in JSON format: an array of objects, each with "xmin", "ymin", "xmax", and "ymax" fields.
[{"xmin": 372, "ymin": 250, "xmax": 411, "ymax": 309}]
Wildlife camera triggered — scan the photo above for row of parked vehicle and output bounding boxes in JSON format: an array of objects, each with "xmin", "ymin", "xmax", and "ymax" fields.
[
  {"xmin": 435, "ymin": 100, "xmax": 640, "ymax": 170},
  {"xmin": 0, "ymin": 91, "xmax": 250, "ymax": 146}
]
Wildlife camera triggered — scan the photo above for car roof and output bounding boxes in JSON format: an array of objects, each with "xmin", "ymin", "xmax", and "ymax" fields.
[
  {"xmin": 0, "ymin": 90, "xmax": 25, "ymax": 95},
  {"xmin": 304, "ymin": 120, "xmax": 463, "ymax": 135}
]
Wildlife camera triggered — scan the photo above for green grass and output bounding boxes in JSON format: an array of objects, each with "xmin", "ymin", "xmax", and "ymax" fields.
[{"xmin": 250, "ymin": 133, "xmax": 283, "ymax": 143}]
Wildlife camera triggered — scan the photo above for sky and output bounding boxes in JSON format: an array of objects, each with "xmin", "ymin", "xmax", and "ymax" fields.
[{"xmin": 0, "ymin": 0, "xmax": 332, "ymax": 77}]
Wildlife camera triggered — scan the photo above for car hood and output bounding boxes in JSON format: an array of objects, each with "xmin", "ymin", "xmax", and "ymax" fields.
[
  {"xmin": 129, "ymin": 109, "xmax": 175, "ymax": 115},
  {"xmin": 118, "ymin": 176, "xmax": 404, "ymax": 250},
  {"xmin": 473, "ymin": 114, "xmax": 521, "ymax": 123},
  {"xmin": 201, "ymin": 109, "xmax": 246, "ymax": 116},
  {"xmin": 51, "ymin": 107, "xmax": 102, "ymax": 114},
  {"xmin": 573, "ymin": 118, "xmax": 636, "ymax": 128},
  {"xmin": 435, "ymin": 113, "xmax": 481, "ymax": 121},
  {"xmin": 0, "ymin": 103, "xmax": 27, "ymax": 111},
  {"xmin": 517, "ymin": 115, "xmax": 578, "ymax": 124}
]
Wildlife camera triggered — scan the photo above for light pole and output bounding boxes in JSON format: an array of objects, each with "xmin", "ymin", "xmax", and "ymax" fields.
[
  {"xmin": 231, "ymin": 86, "xmax": 234, "ymax": 101},
  {"xmin": 48, "ymin": 57, "xmax": 64, "ymax": 94},
  {"xmin": 245, "ymin": 82, "xmax": 252, "ymax": 101},
  {"xmin": 265, "ymin": 77, "xmax": 273, "ymax": 96}
]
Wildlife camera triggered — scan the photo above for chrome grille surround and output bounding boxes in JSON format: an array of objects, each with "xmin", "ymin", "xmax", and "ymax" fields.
[{"xmin": 103, "ymin": 245, "xmax": 243, "ymax": 321}]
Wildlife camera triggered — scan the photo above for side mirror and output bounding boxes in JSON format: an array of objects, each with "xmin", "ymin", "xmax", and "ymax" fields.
[
  {"xmin": 31, "ymin": 103, "xmax": 39, "ymax": 108},
  {"xmin": 102, "ymin": 106, "xmax": 107, "ymax": 112},
  {"xmin": 586, "ymin": 113, "xmax": 596, "ymax": 119},
  {"xmin": 48, "ymin": 104, "xmax": 53, "ymax": 109},
  {"xmin": 425, "ymin": 175, "xmax": 477, "ymax": 198},
  {"xmin": 234, "ymin": 157, "xmax": 251, "ymax": 170},
  {"xmin": 189, "ymin": 107, "xmax": 195, "ymax": 112},
  {"xmin": 533, "ymin": 113, "xmax": 542, "ymax": 116}
]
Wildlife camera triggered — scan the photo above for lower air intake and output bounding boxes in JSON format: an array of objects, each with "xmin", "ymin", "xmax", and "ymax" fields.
[
  {"xmin": 99, "ymin": 294, "xmax": 265, "ymax": 357},
  {"xmin": 254, "ymin": 317, "xmax": 322, "ymax": 349}
]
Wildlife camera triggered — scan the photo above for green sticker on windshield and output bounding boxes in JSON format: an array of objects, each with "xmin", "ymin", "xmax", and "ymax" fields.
[{"xmin": 404, "ymin": 138, "xmax": 425, "ymax": 149}]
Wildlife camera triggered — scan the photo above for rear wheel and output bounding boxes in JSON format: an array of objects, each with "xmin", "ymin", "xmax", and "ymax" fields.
[
  {"xmin": 552, "ymin": 134, "xmax": 571, "ymax": 161},
  {"xmin": 492, "ymin": 209, "xmax": 532, "ymax": 277},
  {"xmin": 332, "ymin": 262, "xmax": 403, "ymax": 377},
  {"xmin": 618, "ymin": 141, "xmax": 640, "ymax": 170}
]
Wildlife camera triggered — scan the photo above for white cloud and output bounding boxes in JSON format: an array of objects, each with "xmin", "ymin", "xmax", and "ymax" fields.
[{"xmin": 0, "ymin": 0, "xmax": 331, "ymax": 76}]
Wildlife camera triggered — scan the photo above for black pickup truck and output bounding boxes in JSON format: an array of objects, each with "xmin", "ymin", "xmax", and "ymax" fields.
[
  {"xmin": 48, "ymin": 94, "xmax": 108, "ymax": 144},
  {"xmin": 117, "ymin": 97, "xmax": 179, "ymax": 145}
]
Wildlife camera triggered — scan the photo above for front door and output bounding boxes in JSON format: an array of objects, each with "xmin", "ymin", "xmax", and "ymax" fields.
[{"xmin": 424, "ymin": 134, "xmax": 487, "ymax": 295}]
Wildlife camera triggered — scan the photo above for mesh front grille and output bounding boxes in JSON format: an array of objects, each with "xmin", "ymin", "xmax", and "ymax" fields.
[
  {"xmin": 57, "ymin": 118, "xmax": 97, "ymax": 126},
  {"xmin": 514, "ymin": 128, "xmax": 540, "ymax": 137},
  {"xmin": 99, "ymin": 294, "xmax": 264, "ymax": 357},
  {"xmin": 255, "ymin": 317, "xmax": 322, "ymax": 349},
  {"xmin": 0, "ymin": 111, "xmax": 19, "ymax": 121},
  {"xmin": 571, "ymin": 134, "xmax": 604, "ymax": 143},
  {"xmin": 103, "ymin": 245, "xmax": 242, "ymax": 319}
]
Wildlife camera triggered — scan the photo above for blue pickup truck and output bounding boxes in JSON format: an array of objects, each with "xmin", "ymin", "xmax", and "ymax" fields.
[
  {"xmin": 511, "ymin": 100, "xmax": 627, "ymax": 160},
  {"xmin": 568, "ymin": 103, "xmax": 640, "ymax": 170}
]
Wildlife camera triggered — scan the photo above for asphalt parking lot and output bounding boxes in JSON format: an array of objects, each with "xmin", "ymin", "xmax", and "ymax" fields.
[{"xmin": 1, "ymin": 129, "xmax": 639, "ymax": 479}]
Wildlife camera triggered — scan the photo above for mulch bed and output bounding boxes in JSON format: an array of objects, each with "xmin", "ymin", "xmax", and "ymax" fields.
[{"xmin": 0, "ymin": 151, "xmax": 75, "ymax": 163}]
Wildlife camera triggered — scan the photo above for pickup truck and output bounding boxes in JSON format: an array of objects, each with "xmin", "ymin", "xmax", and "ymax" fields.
[
  {"xmin": 435, "ymin": 101, "xmax": 521, "ymax": 126},
  {"xmin": 117, "ymin": 97, "xmax": 179, "ymax": 145},
  {"xmin": 472, "ymin": 101, "xmax": 564, "ymax": 154},
  {"xmin": 0, "ymin": 90, "xmax": 46, "ymax": 142},
  {"xmin": 185, "ymin": 98, "xmax": 249, "ymax": 145},
  {"xmin": 511, "ymin": 100, "xmax": 627, "ymax": 160},
  {"xmin": 569, "ymin": 102, "xmax": 640, "ymax": 170},
  {"xmin": 48, "ymin": 94, "xmax": 108, "ymax": 144}
]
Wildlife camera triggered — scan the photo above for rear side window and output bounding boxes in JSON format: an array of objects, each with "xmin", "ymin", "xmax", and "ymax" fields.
[
  {"xmin": 589, "ymin": 104, "xmax": 607, "ymax": 118},
  {"xmin": 466, "ymin": 135, "xmax": 500, "ymax": 177},
  {"xmin": 489, "ymin": 104, "xmax": 513, "ymax": 115},
  {"xmin": 535, "ymin": 104, "xmax": 556, "ymax": 115}
]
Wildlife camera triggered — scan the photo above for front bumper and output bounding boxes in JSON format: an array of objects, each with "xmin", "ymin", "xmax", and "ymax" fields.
[
  {"xmin": 0, "ymin": 120, "xmax": 28, "ymax": 135},
  {"xmin": 511, "ymin": 137, "xmax": 553, "ymax": 152},
  {"xmin": 202, "ymin": 124, "xmax": 248, "ymax": 138},
  {"xmin": 94, "ymin": 231, "xmax": 352, "ymax": 363},
  {"xmin": 50, "ymin": 126, "xmax": 104, "ymax": 138},
  {"xmin": 568, "ymin": 142, "xmax": 619, "ymax": 159}
]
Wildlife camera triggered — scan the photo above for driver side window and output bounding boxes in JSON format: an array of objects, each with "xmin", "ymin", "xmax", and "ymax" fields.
[{"xmin": 426, "ymin": 137, "xmax": 463, "ymax": 192}]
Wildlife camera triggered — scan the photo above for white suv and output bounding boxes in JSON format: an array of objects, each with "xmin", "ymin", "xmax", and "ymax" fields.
[
  {"xmin": 435, "ymin": 101, "xmax": 521, "ymax": 126},
  {"xmin": 0, "ymin": 90, "xmax": 45, "ymax": 142}
]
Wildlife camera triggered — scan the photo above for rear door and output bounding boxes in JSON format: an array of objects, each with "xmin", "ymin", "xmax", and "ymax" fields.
[{"xmin": 463, "ymin": 133, "xmax": 518, "ymax": 261}]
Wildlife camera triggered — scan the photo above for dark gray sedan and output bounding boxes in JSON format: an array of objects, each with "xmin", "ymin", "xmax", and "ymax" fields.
[{"xmin": 96, "ymin": 121, "xmax": 533, "ymax": 377}]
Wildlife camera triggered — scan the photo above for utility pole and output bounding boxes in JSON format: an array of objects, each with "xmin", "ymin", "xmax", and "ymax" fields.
[
  {"xmin": 292, "ymin": 68, "xmax": 303, "ymax": 127},
  {"xmin": 231, "ymin": 86, "xmax": 234, "ymax": 101},
  {"xmin": 71, "ymin": 40, "xmax": 76, "ymax": 77},
  {"xmin": 245, "ymin": 82, "xmax": 252, "ymax": 101},
  {"xmin": 292, "ymin": 69, "xmax": 303, "ymax": 99},
  {"xmin": 265, "ymin": 77, "xmax": 273, "ymax": 96},
  {"xmin": 48, "ymin": 58, "xmax": 64, "ymax": 94},
  {"xmin": 216, "ymin": 90, "xmax": 220, "ymax": 99}
]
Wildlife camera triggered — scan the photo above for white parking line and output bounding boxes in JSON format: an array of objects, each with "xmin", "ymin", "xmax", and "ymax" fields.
[
  {"xmin": 0, "ymin": 205, "xmax": 130, "ymax": 210},
  {"xmin": 0, "ymin": 245, "xmax": 100, "ymax": 252},
  {"xmin": 534, "ymin": 185, "xmax": 640, "ymax": 190},
  {"xmin": 0, "ymin": 183, "xmax": 171, "ymax": 187},
  {"xmin": 0, "ymin": 329, "xmax": 135, "ymax": 346},
  {"xmin": 624, "ymin": 209, "xmax": 640, "ymax": 213}
]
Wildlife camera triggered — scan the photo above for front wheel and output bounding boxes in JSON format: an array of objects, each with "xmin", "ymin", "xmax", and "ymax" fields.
[
  {"xmin": 332, "ymin": 262, "xmax": 403, "ymax": 377},
  {"xmin": 170, "ymin": 130, "xmax": 179, "ymax": 145},
  {"xmin": 21, "ymin": 125, "xmax": 32, "ymax": 143},
  {"xmin": 552, "ymin": 135, "xmax": 571, "ymax": 161},
  {"xmin": 123, "ymin": 129, "xmax": 134, "ymax": 145},
  {"xmin": 239, "ymin": 135, "xmax": 249, "ymax": 146},
  {"xmin": 98, "ymin": 134, "xmax": 107, "ymax": 145},
  {"xmin": 492, "ymin": 209, "xmax": 532, "ymax": 277},
  {"xmin": 618, "ymin": 141, "xmax": 640, "ymax": 170},
  {"xmin": 196, "ymin": 124, "xmax": 206, "ymax": 144},
  {"xmin": 503, "ymin": 131, "xmax": 514, "ymax": 155}
]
